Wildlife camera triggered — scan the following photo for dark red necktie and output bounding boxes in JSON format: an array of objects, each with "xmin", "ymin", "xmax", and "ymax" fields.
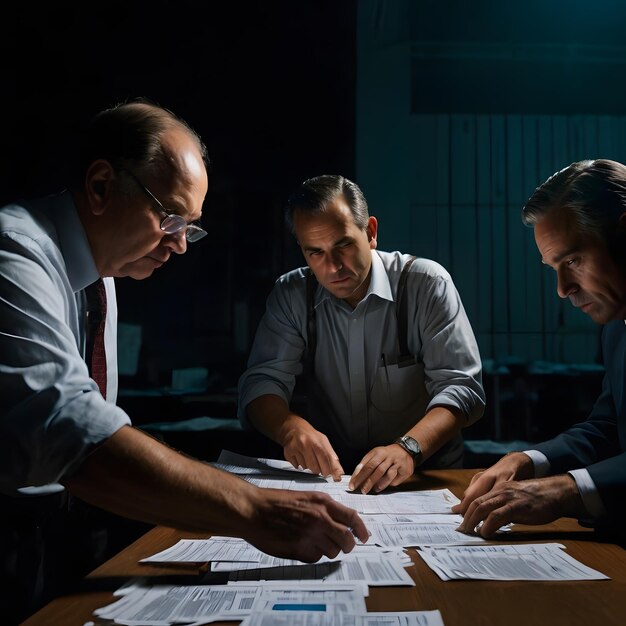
[{"xmin": 85, "ymin": 278, "xmax": 107, "ymax": 398}]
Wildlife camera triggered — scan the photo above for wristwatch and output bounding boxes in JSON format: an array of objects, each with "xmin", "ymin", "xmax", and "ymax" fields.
[{"xmin": 394, "ymin": 435, "xmax": 423, "ymax": 468}]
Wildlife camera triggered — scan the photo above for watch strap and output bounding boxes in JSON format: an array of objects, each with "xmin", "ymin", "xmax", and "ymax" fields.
[{"xmin": 394, "ymin": 435, "xmax": 423, "ymax": 467}]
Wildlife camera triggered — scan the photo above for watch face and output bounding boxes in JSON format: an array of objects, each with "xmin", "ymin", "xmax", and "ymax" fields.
[{"xmin": 402, "ymin": 436, "xmax": 420, "ymax": 455}]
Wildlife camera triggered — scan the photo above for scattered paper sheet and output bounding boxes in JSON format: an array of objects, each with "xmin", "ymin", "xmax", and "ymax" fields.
[
  {"xmin": 142, "ymin": 536, "xmax": 405, "ymax": 568},
  {"xmin": 212, "ymin": 449, "xmax": 327, "ymax": 480},
  {"xmin": 239, "ymin": 610, "xmax": 445, "ymax": 626},
  {"xmin": 210, "ymin": 544, "xmax": 410, "ymax": 572},
  {"xmin": 94, "ymin": 584, "xmax": 260, "ymax": 624},
  {"xmin": 93, "ymin": 451, "xmax": 610, "ymax": 626},
  {"xmin": 95, "ymin": 582, "xmax": 373, "ymax": 625},
  {"xmin": 227, "ymin": 555, "xmax": 416, "ymax": 586},
  {"xmin": 360, "ymin": 513, "xmax": 464, "ymax": 525},
  {"xmin": 416, "ymin": 542, "xmax": 610, "ymax": 581},
  {"xmin": 367, "ymin": 522, "xmax": 489, "ymax": 547},
  {"xmin": 141, "ymin": 538, "xmax": 267, "ymax": 564},
  {"xmin": 250, "ymin": 582, "xmax": 369, "ymax": 613}
]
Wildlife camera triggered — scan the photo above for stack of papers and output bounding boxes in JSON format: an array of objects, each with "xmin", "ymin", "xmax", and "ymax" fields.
[
  {"xmin": 93, "ymin": 450, "xmax": 609, "ymax": 625},
  {"xmin": 143, "ymin": 537, "xmax": 414, "ymax": 586},
  {"xmin": 95, "ymin": 580, "xmax": 445, "ymax": 625},
  {"xmin": 417, "ymin": 543, "xmax": 609, "ymax": 581}
]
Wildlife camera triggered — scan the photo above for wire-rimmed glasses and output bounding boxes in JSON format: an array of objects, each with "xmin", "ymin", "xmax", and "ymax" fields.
[{"xmin": 123, "ymin": 169, "xmax": 207, "ymax": 243}]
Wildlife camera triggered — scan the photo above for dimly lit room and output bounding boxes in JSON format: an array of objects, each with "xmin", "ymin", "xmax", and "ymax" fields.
[{"xmin": 2, "ymin": 1, "xmax": 626, "ymax": 624}]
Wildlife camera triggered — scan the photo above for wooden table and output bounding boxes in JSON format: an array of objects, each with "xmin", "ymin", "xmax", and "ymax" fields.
[{"xmin": 21, "ymin": 469, "xmax": 626, "ymax": 626}]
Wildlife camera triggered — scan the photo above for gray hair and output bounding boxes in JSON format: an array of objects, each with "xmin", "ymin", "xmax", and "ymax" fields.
[
  {"xmin": 285, "ymin": 174, "xmax": 369, "ymax": 234},
  {"xmin": 522, "ymin": 159, "xmax": 626, "ymax": 245}
]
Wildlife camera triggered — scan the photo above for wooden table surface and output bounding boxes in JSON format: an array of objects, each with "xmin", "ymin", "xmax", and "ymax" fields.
[{"xmin": 21, "ymin": 469, "xmax": 626, "ymax": 626}]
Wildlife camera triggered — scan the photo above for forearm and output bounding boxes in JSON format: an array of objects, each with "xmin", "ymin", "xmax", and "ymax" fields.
[
  {"xmin": 247, "ymin": 395, "xmax": 343, "ymax": 478},
  {"xmin": 246, "ymin": 394, "xmax": 307, "ymax": 446},
  {"xmin": 62, "ymin": 425, "xmax": 257, "ymax": 537},
  {"xmin": 405, "ymin": 406, "xmax": 466, "ymax": 461},
  {"xmin": 63, "ymin": 424, "xmax": 369, "ymax": 563}
]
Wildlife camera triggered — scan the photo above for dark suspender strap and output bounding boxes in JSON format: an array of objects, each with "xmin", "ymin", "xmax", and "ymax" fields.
[
  {"xmin": 305, "ymin": 269, "xmax": 318, "ymax": 379},
  {"xmin": 397, "ymin": 255, "xmax": 417, "ymax": 363}
]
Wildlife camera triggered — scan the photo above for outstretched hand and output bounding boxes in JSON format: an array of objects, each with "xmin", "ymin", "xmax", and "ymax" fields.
[
  {"xmin": 348, "ymin": 444, "xmax": 415, "ymax": 494},
  {"xmin": 246, "ymin": 487, "xmax": 369, "ymax": 562},
  {"xmin": 455, "ymin": 474, "xmax": 586, "ymax": 538},
  {"xmin": 451, "ymin": 451, "xmax": 535, "ymax": 516},
  {"xmin": 282, "ymin": 421, "xmax": 344, "ymax": 481}
]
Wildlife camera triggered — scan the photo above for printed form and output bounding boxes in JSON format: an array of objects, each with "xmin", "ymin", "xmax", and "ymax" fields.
[{"xmin": 92, "ymin": 451, "xmax": 610, "ymax": 625}]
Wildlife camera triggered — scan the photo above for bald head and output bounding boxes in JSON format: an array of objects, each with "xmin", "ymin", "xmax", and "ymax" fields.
[
  {"xmin": 72, "ymin": 99, "xmax": 209, "ymax": 191},
  {"xmin": 73, "ymin": 100, "xmax": 209, "ymax": 280}
]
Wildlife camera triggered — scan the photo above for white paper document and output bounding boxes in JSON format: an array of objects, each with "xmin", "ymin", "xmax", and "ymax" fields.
[
  {"xmin": 94, "ymin": 584, "xmax": 260, "ymax": 624},
  {"xmin": 114, "ymin": 452, "xmax": 610, "ymax": 626},
  {"xmin": 214, "ymin": 451, "xmax": 460, "ymax": 517},
  {"xmin": 140, "ymin": 538, "xmax": 266, "ymax": 564},
  {"xmin": 227, "ymin": 555, "xmax": 415, "ymax": 586},
  {"xmin": 239, "ymin": 609, "xmax": 445, "ymax": 626},
  {"xmin": 360, "ymin": 513, "xmax": 464, "ymax": 526},
  {"xmin": 94, "ymin": 581, "xmax": 372, "ymax": 625},
  {"xmin": 367, "ymin": 522, "xmax": 489, "ymax": 547},
  {"xmin": 285, "ymin": 487, "xmax": 459, "ymax": 515},
  {"xmin": 212, "ymin": 449, "xmax": 327, "ymax": 481},
  {"xmin": 249, "ymin": 582, "xmax": 369, "ymax": 614},
  {"xmin": 141, "ymin": 537, "xmax": 405, "ymax": 570},
  {"xmin": 210, "ymin": 544, "xmax": 410, "ymax": 572},
  {"xmin": 417, "ymin": 542, "xmax": 609, "ymax": 581}
]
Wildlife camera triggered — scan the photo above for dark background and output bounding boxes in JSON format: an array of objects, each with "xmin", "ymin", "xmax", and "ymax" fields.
[
  {"xmin": 1, "ymin": 0, "xmax": 358, "ymax": 393},
  {"xmin": 2, "ymin": 5, "xmax": 620, "ymax": 618},
  {"xmin": 1, "ymin": 1, "xmax": 617, "ymax": 443}
]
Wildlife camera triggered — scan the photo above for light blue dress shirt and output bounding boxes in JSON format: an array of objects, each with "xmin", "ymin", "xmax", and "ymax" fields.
[
  {"xmin": 0, "ymin": 192, "xmax": 130, "ymax": 494},
  {"xmin": 238, "ymin": 250, "xmax": 485, "ymax": 459}
]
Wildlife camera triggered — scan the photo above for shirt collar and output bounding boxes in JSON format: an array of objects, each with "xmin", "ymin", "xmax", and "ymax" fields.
[
  {"xmin": 367, "ymin": 250, "xmax": 394, "ymax": 302},
  {"xmin": 314, "ymin": 250, "xmax": 394, "ymax": 308},
  {"xmin": 48, "ymin": 191, "xmax": 100, "ymax": 292}
]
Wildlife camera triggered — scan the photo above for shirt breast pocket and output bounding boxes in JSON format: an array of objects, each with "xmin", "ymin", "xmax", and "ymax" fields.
[{"xmin": 369, "ymin": 360, "xmax": 428, "ymax": 416}]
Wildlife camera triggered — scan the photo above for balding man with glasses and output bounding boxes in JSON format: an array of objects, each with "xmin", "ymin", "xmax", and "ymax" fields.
[{"xmin": 0, "ymin": 99, "xmax": 368, "ymax": 624}]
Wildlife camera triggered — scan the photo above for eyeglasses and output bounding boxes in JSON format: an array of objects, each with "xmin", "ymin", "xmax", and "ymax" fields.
[{"xmin": 122, "ymin": 169, "xmax": 208, "ymax": 243}]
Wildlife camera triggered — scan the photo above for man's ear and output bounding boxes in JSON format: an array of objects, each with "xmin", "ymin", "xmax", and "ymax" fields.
[
  {"xmin": 367, "ymin": 216, "xmax": 378, "ymax": 250},
  {"xmin": 84, "ymin": 160, "xmax": 115, "ymax": 216}
]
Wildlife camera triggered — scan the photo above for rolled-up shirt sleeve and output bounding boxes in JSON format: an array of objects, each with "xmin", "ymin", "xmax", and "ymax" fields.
[
  {"xmin": 0, "ymin": 231, "xmax": 130, "ymax": 493},
  {"xmin": 237, "ymin": 272, "xmax": 307, "ymax": 428},
  {"xmin": 414, "ymin": 267, "xmax": 485, "ymax": 425}
]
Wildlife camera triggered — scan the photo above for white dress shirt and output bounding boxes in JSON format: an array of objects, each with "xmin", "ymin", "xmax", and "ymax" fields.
[
  {"xmin": 238, "ymin": 250, "xmax": 485, "ymax": 460},
  {"xmin": 0, "ymin": 191, "xmax": 130, "ymax": 494}
]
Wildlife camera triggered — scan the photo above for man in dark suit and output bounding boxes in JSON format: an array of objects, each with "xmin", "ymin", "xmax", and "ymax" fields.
[{"xmin": 453, "ymin": 158, "xmax": 626, "ymax": 537}]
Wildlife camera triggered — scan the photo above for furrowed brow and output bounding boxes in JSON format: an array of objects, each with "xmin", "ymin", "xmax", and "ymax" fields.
[{"xmin": 542, "ymin": 246, "xmax": 580, "ymax": 266}]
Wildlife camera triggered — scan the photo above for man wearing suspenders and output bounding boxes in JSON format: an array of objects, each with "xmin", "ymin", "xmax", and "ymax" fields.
[{"xmin": 238, "ymin": 175, "xmax": 485, "ymax": 493}]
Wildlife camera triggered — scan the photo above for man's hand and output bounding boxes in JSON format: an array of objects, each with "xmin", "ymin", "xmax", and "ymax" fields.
[
  {"xmin": 64, "ymin": 425, "xmax": 365, "ymax": 561},
  {"xmin": 451, "ymin": 451, "xmax": 535, "ymax": 515},
  {"xmin": 281, "ymin": 420, "xmax": 344, "ymax": 481},
  {"xmin": 348, "ymin": 444, "xmax": 414, "ymax": 494},
  {"xmin": 456, "ymin": 474, "xmax": 586, "ymax": 538},
  {"xmin": 245, "ymin": 488, "xmax": 369, "ymax": 562}
]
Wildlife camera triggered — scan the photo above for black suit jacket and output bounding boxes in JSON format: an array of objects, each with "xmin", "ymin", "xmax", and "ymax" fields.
[{"xmin": 535, "ymin": 319, "xmax": 626, "ymax": 521}]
